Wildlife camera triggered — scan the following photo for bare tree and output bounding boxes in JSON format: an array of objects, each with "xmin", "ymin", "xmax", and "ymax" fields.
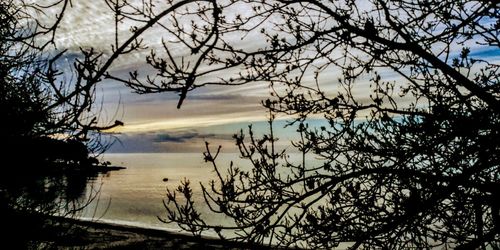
[
  {"xmin": 149, "ymin": 0, "xmax": 500, "ymax": 249},
  {"xmin": 5, "ymin": 0, "xmax": 497, "ymax": 248}
]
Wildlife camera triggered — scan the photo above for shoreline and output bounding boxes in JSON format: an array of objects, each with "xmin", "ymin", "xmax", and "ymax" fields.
[{"xmin": 42, "ymin": 216, "xmax": 277, "ymax": 249}]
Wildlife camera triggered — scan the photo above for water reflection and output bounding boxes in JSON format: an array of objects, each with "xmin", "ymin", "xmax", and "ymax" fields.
[{"xmin": 0, "ymin": 165, "xmax": 105, "ymax": 247}]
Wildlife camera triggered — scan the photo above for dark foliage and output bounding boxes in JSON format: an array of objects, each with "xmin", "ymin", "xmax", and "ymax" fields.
[
  {"xmin": 0, "ymin": 0, "xmax": 125, "ymax": 165},
  {"xmin": 0, "ymin": 1, "xmax": 119, "ymax": 247}
]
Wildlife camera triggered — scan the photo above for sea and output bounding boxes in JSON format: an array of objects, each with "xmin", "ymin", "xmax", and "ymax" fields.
[
  {"xmin": 78, "ymin": 153, "xmax": 246, "ymax": 234},
  {"xmin": 76, "ymin": 153, "xmax": 353, "ymax": 248}
]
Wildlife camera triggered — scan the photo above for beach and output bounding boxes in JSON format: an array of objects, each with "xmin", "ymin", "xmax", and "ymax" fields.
[{"xmin": 34, "ymin": 217, "xmax": 271, "ymax": 249}]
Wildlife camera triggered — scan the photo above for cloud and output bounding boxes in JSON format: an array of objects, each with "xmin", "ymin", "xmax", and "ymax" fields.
[
  {"xmin": 107, "ymin": 133, "xmax": 159, "ymax": 153},
  {"xmin": 153, "ymin": 132, "xmax": 215, "ymax": 143},
  {"xmin": 107, "ymin": 129, "xmax": 235, "ymax": 153}
]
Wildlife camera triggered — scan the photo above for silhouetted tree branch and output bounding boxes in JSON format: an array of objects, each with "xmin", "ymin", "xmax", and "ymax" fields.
[
  {"xmin": 2, "ymin": 0, "xmax": 124, "ymax": 156},
  {"xmin": 6, "ymin": 0, "xmax": 497, "ymax": 248},
  {"xmin": 154, "ymin": 0, "xmax": 500, "ymax": 249}
]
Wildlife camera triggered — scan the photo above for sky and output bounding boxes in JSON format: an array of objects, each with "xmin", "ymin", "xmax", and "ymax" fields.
[
  {"xmin": 45, "ymin": 1, "xmax": 281, "ymax": 153},
  {"xmin": 43, "ymin": 0, "xmax": 499, "ymax": 153}
]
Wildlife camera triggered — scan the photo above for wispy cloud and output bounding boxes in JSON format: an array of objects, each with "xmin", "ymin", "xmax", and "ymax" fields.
[
  {"xmin": 153, "ymin": 132, "xmax": 214, "ymax": 143},
  {"xmin": 114, "ymin": 111, "xmax": 267, "ymax": 133}
]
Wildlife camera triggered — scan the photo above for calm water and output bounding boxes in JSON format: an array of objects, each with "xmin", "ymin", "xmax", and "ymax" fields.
[
  {"xmin": 79, "ymin": 153, "xmax": 243, "ymax": 233},
  {"xmin": 78, "ymin": 153, "xmax": 355, "ymax": 248}
]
